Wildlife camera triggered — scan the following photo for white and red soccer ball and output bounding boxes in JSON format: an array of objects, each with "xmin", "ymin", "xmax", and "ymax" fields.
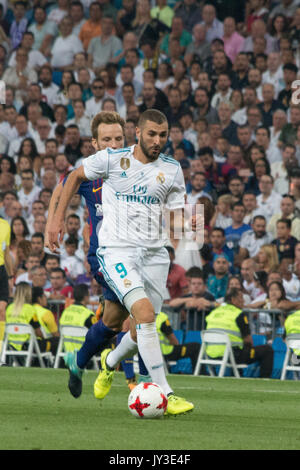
[{"xmin": 128, "ymin": 382, "xmax": 168, "ymax": 418}]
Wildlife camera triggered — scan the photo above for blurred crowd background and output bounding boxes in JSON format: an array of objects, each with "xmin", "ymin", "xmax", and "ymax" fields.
[{"xmin": 1, "ymin": 0, "xmax": 300, "ymax": 334}]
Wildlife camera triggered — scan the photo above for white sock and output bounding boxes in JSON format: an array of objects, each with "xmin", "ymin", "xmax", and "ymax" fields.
[
  {"xmin": 136, "ymin": 322, "xmax": 173, "ymax": 396},
  {"xmin": 106, "ymin": 331, "xmax": 138, "ymax": 369}
]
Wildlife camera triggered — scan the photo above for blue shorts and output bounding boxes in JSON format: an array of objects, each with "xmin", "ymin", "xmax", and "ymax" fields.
[{"xmin": 87, "ymin": 253, "xmax": 119, "ymax": 302}]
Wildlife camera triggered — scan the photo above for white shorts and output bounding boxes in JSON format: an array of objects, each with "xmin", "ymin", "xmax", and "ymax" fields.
[{"xmin": 96, "ymin": 246, "xmax": 170, "ymax": 314}]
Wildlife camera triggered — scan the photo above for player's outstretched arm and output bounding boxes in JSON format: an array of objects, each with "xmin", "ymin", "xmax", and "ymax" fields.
[
  {"xmin": 44, "ymin": 182, "xmax": 63, "ymax": 252},
  {"xmin": 47, "ymin": 166, "xmax": 87, "ymax": 252}
]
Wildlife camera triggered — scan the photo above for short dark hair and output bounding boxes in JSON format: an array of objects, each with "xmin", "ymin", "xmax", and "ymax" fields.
[
  {"xmin": 74, "ymin": 284, "xmax": 89, "ymax": 302},
  {"xmin": 198, "ymin": 146, "xmax": 213, "ymax": 158},
  {"xmin": 65, "ymin": 235, "xmax": 79, "ymax": 248},
  {"xmin": 211, "ymin": 227, "xmax": 225, "ymax": 237},
  {"xmin": 277, "ymin": 218, "xmax": 292, "ymax": 229},
  {"xmin": 32, "ymin": 286, "xmax": 44, "ymax": 304},
  {"xmin": 283, "ymin": 63, "xmax": 298, "ymax": 73},
  {"xmin": 50, "ymin": 267, "xmax": 66, "ymax": 278},
  {"xmin": 137, "ymin": 109, "xmax": 167, "ymax": 129},
  {"xmin": 185, "ymin": 266, "xmax": 203, "ymax": 278},
  {"xmin": 225, "ymin": 288, "xmax": 241, "ymax": 304},
  {"xmin": 31, "ymin": 232, "xmax": 44, "ymax": 242},
  {"xmin": 252, "ymin": 215, "xmax": 266, "ymax": 223}
]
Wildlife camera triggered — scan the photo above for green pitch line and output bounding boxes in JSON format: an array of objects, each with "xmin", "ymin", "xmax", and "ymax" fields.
[{"xmin": 1, "ymin": 367, "xmax": 300, "ymax": 450}]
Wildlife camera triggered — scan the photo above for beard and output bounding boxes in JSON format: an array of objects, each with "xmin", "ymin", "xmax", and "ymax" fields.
[{"xmin": 140, "ymin": 134, "xmax": 162, "ymax": 161}]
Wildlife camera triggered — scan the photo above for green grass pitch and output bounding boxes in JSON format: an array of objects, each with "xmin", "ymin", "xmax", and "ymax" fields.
[{"xmin": 1, "ymin": 367, "xmax": 300, "ymax": 450}]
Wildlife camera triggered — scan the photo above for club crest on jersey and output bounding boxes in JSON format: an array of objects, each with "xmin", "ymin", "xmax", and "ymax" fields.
[
  {"xmin": 120, "ymin": 157, "xmax": 130, "ymax": 170},
  {"xmin": 156, "ymin": 172, "xmax": 165, "ymax": 184},
  {"xmin": 123, "ymin": 278, "xmax": 132, "ymax": 288}
]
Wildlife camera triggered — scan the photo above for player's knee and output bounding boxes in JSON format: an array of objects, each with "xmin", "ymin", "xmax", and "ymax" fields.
[
  {"xmin": 102, "ymin": 300, "xmax": 128, "ymax": 331},
  {"xmin": 131, "ymin": 298, "xmax": 155, "ymax": 324}
]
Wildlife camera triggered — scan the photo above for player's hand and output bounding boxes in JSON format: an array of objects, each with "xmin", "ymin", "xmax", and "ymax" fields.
[{"xmin": 46, "ymin": 219, "xmax": 65, "ymax": 253}]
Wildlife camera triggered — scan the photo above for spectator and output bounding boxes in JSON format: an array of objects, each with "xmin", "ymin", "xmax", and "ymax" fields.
[
  {"xmin": 279, "ymin": 257, "xmax": 300, "ymax": 301},
  {"xmin": 210, "ymin": 194, "xmax": 233, "ymax": 229},
  {"xmin": 238, "ymin": 215, "xmax": 274, "ymax": 261},
  {"xmin": 227, "ymin": 175, "xmax": 245, "ymax": 202},
  {"xmin": 164, "ymin": 122, "xmax": 194, "ymax": 159},
  {"xmin": 267, "ymin": 194, "xmax": 300, "ymax": 240},
  {"xmin": 60, "ymin": 235, "xmax": 85, "ymax": 281},
  {"xmin": 31, "ymin": 232, "xmax": 46, "ymax": 266},
  {"xmin": 200, "ymin": 3, "xmax": 223, "ymax": 43},
  {"xmin": 51, "ymin": 16, "xmax": 84, "ymax": 71},
  {"xmin": 10, "ymin": 1, "xmax": 28, "ymax": 50},
  {"xmin": 193, "ymin": 87, "xmax": 218, "ymax": 124},
  {"xmin": 207, "ymin": 254, "xmax": 230, "ymax": 301},
  {"xmin": 48, "ymin": 0, "xmax": 70, "ymax": 25},
  {"xmin": 224, "ymin": 202, "xmax": 251, "ymax": 257},
  {"xmin": 256, "ymin": 174, "xmax": 282, "ymax": 222},
  {"xmin": 205, "ymin": 288, "xmax": 274, "ymax": 378},
  {"xmin": 209, "ymin": 227, "xmax": 234, "ymax": 270},
  {"xmin": 5, "ymin": 282, "xmax": 42, "ymax": 356},
  {"xmin": 277, "ymin": 63, "xmax": 298, "ymax": 110},
  {"xmin": 32, "ymin": 286, "xmax": 60, "ymax": 351},
  {"xmin": 8, "ymin": 31, "xmax": 47, "ymax": 72},
  {"xmin": 165, "ymin": 245, "xmax": 189, "ymax": 300},
  {"xmin": 59, "ymin": 283, "xmax": 96, "ymax": 352},
  {"xmin": 87, "ymin": 14, "xmax": 122, "ymax": 72},
  {"xmin": 160, "ymin": 16, "xmax": 192, "ymax": 57},
  {"xmin": 17, "ymin": 169, "xmax": 40, "ymax": 218},
  {"xmin": 15, "ymin": 253, "xmax": 40, "ymax": 285},
  {"xmin": 45, "ymin": 267, "xmax": 74, "ymax": 301},
  {"xmin": 79, "ymin": 2, "xmax": 103, "ymax": 51},
  {"xmin": 184, "ymin": 24, "xmax": 211, "ymax": 67},
  {"xmin": 211, "ymin": 73, "xmax": 233, "ymax": 110},
  {"xmin": 256, "ymin": 244, "xmax": 279, "ymax": 274},
  {"xmin": 156, "ymin": 310, "xmax": 200, "ymax": 373},
  {"xmin": 222, "ymin": 17, "xmax": 245, "ymax": 63},
  {"xmin": 198, "ymin": 146, "xmax": 237, "ymax": 195},
  {"xmin": 169, "ymin": 272, "xmax": 216, "ymax": 330},
  {"xmin": 272, "ymin": 219, "xmax": 299, "ymax": 263},
  {"xmin": 28, "ymin": 6, "xmax": 58, "ymax": 55},
  {"xmin": 241, "ymin": 257, "xmax": 260, "ymax": 301},
  {"xmin": 186, "ymin": 172, "xmax": 212, "ymax": 204},
  {"xmin": 279, "ymin": 104, "xmax": 300, "ymax": 147}
]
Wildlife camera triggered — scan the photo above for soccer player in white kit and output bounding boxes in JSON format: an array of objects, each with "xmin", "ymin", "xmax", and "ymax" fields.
[{"xmin": 48, "ymin": 109, "xmax": 194, "ymax": 415}]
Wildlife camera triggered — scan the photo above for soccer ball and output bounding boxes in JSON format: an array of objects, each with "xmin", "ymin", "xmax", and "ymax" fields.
[{"xmin": 128, "ymin": 382, "xmax": 168, "ymax": 419}]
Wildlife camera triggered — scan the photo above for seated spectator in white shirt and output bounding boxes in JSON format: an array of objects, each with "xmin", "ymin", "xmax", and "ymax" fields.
[
  {"xmin": 211, "ymin": 73, "xmax": 233, "ymax": 110},
  {"xmin": 38, "ymin": 63, "xmax": 60, "ymax": 108},
  {"xmin": 8, "ymin": 31, "xmax": 47, "ymax": 71},
  {"xmin": 8, "ymin": 114, "xmax": 32, "ymax": 160},
  {"xmin": 279, "ymin": 257, "xmax": 300, "ymax": 301},
  {"xmin": 255, "ymin": 126, "xmax": 282, "ymax": 165},
  {"xmin": 85, "ymin": 78, "xmax": 108, "ymax": 120},
  {"xmin": 60, "ymin": 235, "xmax": 85, "ymax": 282},
  {"xmin": 186, "ymin": 172, "xmax": 212, "ymax": 204},
  {"xmin": 262, "ymin": 52, "xmax": 284, "ymax": 99},
  {"xmin": 50, "ymin": 16, "xmax": 84, "ymax": 70},
  {"xmin": 33, "ymin": 117, "xmax": 55, "ymax": 155},
  {"xmin": 256, "ymin": 174, "xmax": 282, "ymax": 222},
  {"xmin": 271, "ymin": 144, "xmax": 298, "ymax": 195},
  {"xmin": 269, "ymin": 109, "xmax": 287, "ymax": 148},
  {"xmin": 17, "ymin": 169, "xmax": 41, "ymax": 218},
  {"xmin": 15, "ymin": 253, "xmax": 41, "ymax": 285},
  {"xmin": 66, "ymin": 99, "xmax": 92, "ymax": 137},
  {"xmin": 267, "ymin": 194, "xmax": 300, "ymax": 240},
  {"xmin": 238, "ymin": 215, "xmax": 274, "ymax": 262}
]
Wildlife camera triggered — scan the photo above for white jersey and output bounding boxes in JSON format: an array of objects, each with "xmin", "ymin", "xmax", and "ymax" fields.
[{"xmin": 82, "ymin": 145, "xmax": 186, "ymax": 249}]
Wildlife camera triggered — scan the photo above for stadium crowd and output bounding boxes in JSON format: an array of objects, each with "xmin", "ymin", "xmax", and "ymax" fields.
[{"xmin": 2, "ymin": 0, "xmax": 300, "ymax": 373}]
